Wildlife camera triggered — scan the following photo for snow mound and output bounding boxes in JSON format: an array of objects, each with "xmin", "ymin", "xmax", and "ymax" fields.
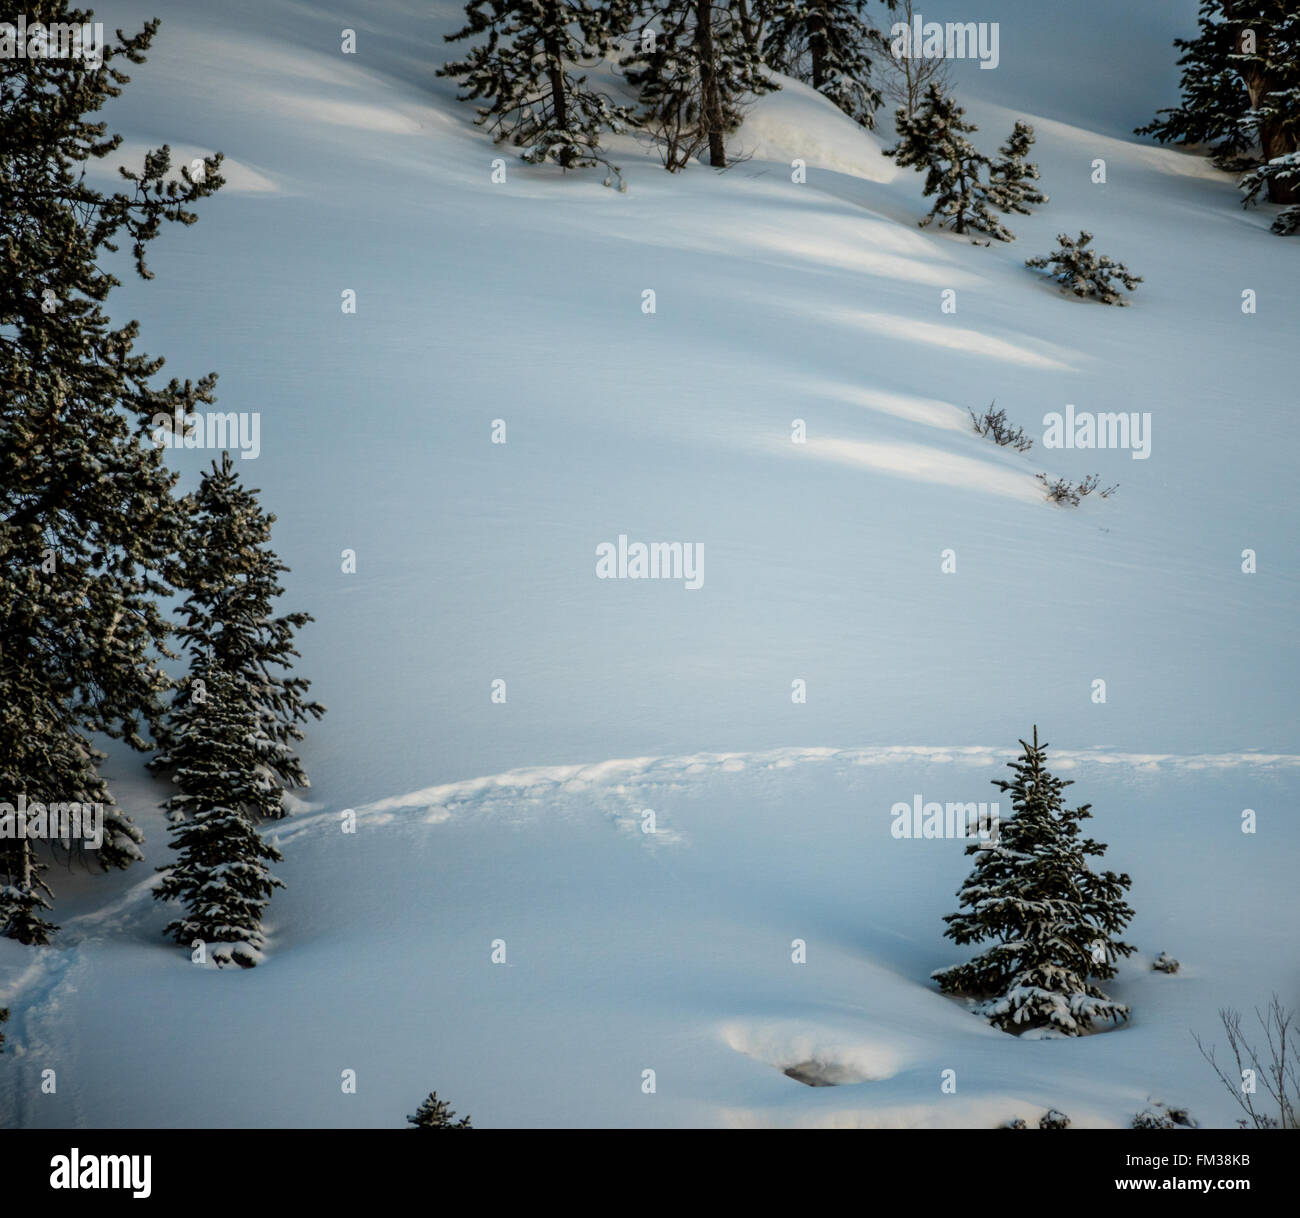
[
  {"xmin": 722, "ymin": 1019, "xmax": 908, "ymax": 1085},
  {"xmin": 738, "ymin": 73, "xmax": 899, "ymax": 183}
]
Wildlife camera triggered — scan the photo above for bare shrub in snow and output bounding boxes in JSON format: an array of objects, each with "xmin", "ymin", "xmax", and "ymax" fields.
[
  {"xmin": 879, "ymin": 0, "xmax": 952, "ymax": 119},
  {"xmin": 1036, "ymin": 472, "xmax": 1118, "ymax": 506},
  {"xmin": 970, "ymin": 401, "xmax": 1033, "ymax": 451},
  {"xmin": 1194, "ymin": 995, "xmax": 1300, "ymax": 1129}
]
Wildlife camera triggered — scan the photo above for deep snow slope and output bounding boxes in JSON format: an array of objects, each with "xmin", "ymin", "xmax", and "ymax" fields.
[
  {"xmin": 2, "ymin": 0, "xmax": 1297, "ymax": 1128},
  {"xmin": 5, "ymin": 747, "xmax": 1298, "ymax": 1128}
]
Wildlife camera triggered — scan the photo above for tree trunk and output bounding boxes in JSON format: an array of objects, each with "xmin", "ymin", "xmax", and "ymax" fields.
[
  {"xmin": 694, "ymin": 0, "xmax": 728, "ymax": 168},
  {"xmin": 543, "ymin": 3, "xmax": 569, "ymax": 136},
  {"xmin": 1260, "ymin": 130, "xmax": 1299, "ymax": 203},
  {"xmin": 809, "ymin": 4, "xmax": 827, "ymax": 91},
  {"xmin": 735, "ymin": 0, "xmax": 761, "ymax": 54},
  {"xmin": 1242, "ymin": 65, "xmax": 1298, "ymax": 202}
]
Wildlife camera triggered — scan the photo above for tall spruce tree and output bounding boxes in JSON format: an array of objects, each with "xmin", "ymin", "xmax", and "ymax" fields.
[
  {"xmin": 987, "ymin": 121, "xmax": 1048, "ymax": 216},
  {"xmin": 758, "ymin": 1, "xmax": 897, "ymax": 129},
  {"xmin": 1138, "ymin": 1, "xmax": 1300, "ymax": 208},
  {"xmin": 932, "ymin": 728, "xmax": 1136, "ymax": 1036},
  {"xmin": 884, "ymin": 84, "xmax": 1008, "ymax": 239},
  {"xmin": 1136, "ymin": 0, "xmax": 1256, "ymax": 163},
  {"xmin": 153, "ymin": 453, "xmax": 323, "ymax": 811},
  {"xmin": 1, "ymin": 4, "xmax": 223, "ymax": 942},
  {"xmin": 154, "ymin": 665, "xmax": 284, "ymax": 968},
  {"xmin": 407, "ymin": 1090, "xmax": 473, "ymax": 1128},
  {"xmin": 439, "ymin": 1, "xmax": 633, "ymax": 182},
  {"xmin": 627, "ymin": 2, "xmax": 776, "ymax": 169}
]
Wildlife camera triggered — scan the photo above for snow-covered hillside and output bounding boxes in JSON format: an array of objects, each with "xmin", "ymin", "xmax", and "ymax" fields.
[{"xmin": 2, "ymin": 0, "xmax": 1297, "ymax": 1129}]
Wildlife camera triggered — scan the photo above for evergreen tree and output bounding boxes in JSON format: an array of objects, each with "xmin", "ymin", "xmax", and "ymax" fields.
[
  {"xmin": 932, "ymin": 728, "xmax": 1136, "ymax": 1036},
  {"xmin": 439, "ymin": 1, "xmax": 633, "ymax": 182},
  {"xmin": 1025, "ymin": 232, "xmax": 1142, "ymax": 305},
  {"xmin": 1136, "ymin": 0, "xmax": 1256, "ymax": 162},
  {"xmin": 160, "ymin": 659, "xmax": 288, "ymax": 826},
  {"xmin": 0, "ymin": 864, "xmax": 57, "ymax": 947},
  {"xmin": 758, "ymin": 1, "xmax": 897, "ymax": 129},
  {"xmin": 0, "ymin": 1006, "xmax": 7, "ymax": 1052},
  {"xmin": 154, "ymin": 666, "xmax": 284, "ymax": 968},
  {"xmin": 987, "ymin": 121, "xmax": 1048, "ymax": 216},
  {"xmin": 153, "ymin": 453, "xmax": 323, "ymax": 811},
  {"xmin": 627, "ymin": 2, "xmax": 776, "ymax": 170},
  {"xmin": 0, "ymin": 723, "xmax": 116, "ymax": 944},
  {"xmin": 407, "ymin": 1090, "xmax": 473, "ymax": 1128},
  {"xmin": 1239, "ymin": 150, "xmax": 1300, "ymax": 230},
  {"xmin": 1237, "ymin": 2, "xmax": 1300, "ymax": 203},
  {"xmin": 884, "ymin": 84, "xmax": 1009, "ymax": 239},
  {"xmin": 1138, "ymin": 1, "xmax": 1300, "ymax": 206},
  {"xmin": 1, "ymin": 3, "xmax": 223, "ymax": 942}
]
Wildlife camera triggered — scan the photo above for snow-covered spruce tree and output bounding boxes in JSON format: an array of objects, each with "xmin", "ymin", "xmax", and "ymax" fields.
[
  {"xmin": 1025, "ymin": 232, "xmax": 1142, "ymax": 304},
  {"xmin": 986, "ymin": 121, "xmax": 1048, "ymax": 216},
  {"xmin": 1138, "ymin": 1, "xmax": 1300, "ymax": 207},
  {"xmin": 626, "ymin": 2, "xmax": 776, "ymax": 169},
  {"xmin": 0, "ymin": 858, "xmax": 56, "ymax": 947},
  {"xmin": 1136, "ymin": 0, "xmax": 1257, "ymax": 165},
  {"xmin": 758, "ymin": 1, "xmax": 897, "ymax": 129},
  {"xmin": 884, "ymin": 84, "xmax": 1009, "ymax": 239},
  {"xmin": 1231, "ymin": 2, "xmax": 1300, "ymax": 205},
  {"xmin": 932, "ymin": 728, "xmax": 1135, "ymax": 1036},
  {"xmin": 153, "ymin": 453, "xmax": 323, "ymax": 810},
  {"xmin": 439, "ymin": 1, "xmax": 633, "ymax": 183},
  {"xmin": 0, "ymin": 4, "xmax": 223, "ymax": 942},
  {"xmin": 1240, "ymin": 150, "xmax": 1300, "ymax": 231},
  {"xmin": 154, "ymin": 665, "xmax": 284, "ymax": 968},
  {"xmin": 407, "ymin": 1091, "xmax": 473, "ymax": 1128},
  {"xmin": 0, "ymin": 716, "xmax": 123, "ymax": 944},
  {"xmin": 160, "ymin": 658, "xmax": 290, "ymax": 830}
]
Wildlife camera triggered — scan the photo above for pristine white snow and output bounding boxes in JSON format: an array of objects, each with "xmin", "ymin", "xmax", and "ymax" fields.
[{"xmin": 3, "ymin": 0, "xmax": 1298, "ymax": 1129}]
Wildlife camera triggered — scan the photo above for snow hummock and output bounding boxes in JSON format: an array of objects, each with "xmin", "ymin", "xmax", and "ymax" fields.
[{"xmin": 738, "ymin": 74, "xmax": 899, "ymax": 183}]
